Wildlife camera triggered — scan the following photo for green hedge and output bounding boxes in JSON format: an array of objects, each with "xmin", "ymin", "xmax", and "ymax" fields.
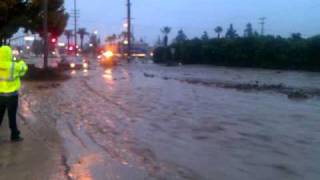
[{"xmin": 153, "ymin": 35, "xmax": 320, "ymax": 71}]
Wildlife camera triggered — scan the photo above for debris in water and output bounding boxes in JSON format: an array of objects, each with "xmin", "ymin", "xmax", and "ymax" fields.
[
  {"xmin": 144, "ymin": 73, "xmax": 155, "ymax": 78},
  {"xmin": 287, "ymin": 91, "xmax": 309, "ymax": 100}
]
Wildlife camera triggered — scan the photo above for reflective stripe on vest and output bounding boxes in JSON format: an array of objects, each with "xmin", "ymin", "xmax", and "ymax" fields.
[{"xmin": 0, "ymin": 62, "xmax": 15, "ymax": 82}]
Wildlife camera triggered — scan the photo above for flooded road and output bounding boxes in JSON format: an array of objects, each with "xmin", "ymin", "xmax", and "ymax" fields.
[{"xmin": 14, "ymin": 61, "xmax": 320, "ymax": 179}]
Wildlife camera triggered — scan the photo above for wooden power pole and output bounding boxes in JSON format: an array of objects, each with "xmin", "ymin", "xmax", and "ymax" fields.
[
  {"xmin": 74, "ymin": 0, "xmax": 78, "ymax": 49},
  {"xmin": 127, "ymin": 0, "xmax": 132, "ymax": 62}
]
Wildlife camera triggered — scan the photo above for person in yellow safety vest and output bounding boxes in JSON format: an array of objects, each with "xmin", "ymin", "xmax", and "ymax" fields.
[{"xmin": 0, "ymin": 46, "xmax": 28, "ymax": 142}]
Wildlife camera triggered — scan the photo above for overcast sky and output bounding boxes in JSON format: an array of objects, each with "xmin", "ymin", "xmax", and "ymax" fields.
[{"xmin": 65, "ymin": 0, "xmax": 320, "ymax": 44}]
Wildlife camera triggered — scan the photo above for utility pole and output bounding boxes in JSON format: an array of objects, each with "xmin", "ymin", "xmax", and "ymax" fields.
[
  {"xmin": 127, "ymin": 0, "xmax": 132, "ymax": 62},
  {"xmin": 74, "ymin": 0, "xmax": 78, "ymax": 50},
  {"xmin": 259, "ymin": 17, "xmax": 266, "ymax": 36},
  {"xmin": 43, "ymin": 0, "xmax": 48, "ymax": 69}
]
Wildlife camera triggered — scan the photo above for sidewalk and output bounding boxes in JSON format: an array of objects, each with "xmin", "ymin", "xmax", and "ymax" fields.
[{"xmin": 0, "ymin": 115, "xmax": 64, "ymax": 180}]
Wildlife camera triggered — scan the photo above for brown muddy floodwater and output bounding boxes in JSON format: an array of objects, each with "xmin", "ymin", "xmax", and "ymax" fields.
[{"xmin": 12, "ymin": 62, "xmax": 320, "ymax": 180}]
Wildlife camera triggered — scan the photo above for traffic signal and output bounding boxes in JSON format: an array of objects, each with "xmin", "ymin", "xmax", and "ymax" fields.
[
  {"xmin": 66, "ymin": 45, "xmax": 76, "ymax": 55},
  {"xmin": 51, "ymin": 37, "xmax": 57, "ymax": 43},
  {"xmin": 49, "ymin": 34, "xmax": 57, "ymax": 44},
  {"xmin": 68, "ymin": 45, "xmax": 74, "ymax": 51},
  {"xmin": 48, "ymin": 35, "xmax": 57, "ymax": 51}
]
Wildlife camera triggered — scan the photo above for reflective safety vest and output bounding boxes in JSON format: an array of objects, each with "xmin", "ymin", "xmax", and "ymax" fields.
[{"xmin": 0, "ymin": 46, "xmax": 28, "ymax": 93}]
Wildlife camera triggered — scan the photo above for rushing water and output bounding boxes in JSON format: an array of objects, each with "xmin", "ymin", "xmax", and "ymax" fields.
[{"xmin": 19, "ymin": 62, "xmax": 320, "ymax": 180}]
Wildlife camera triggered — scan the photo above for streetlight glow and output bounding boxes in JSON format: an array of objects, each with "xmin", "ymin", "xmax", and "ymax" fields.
[
  {"xmin": 123, "ymin": 22, "xmax": 128, "ymax": 28},
  {"xmin": 58, "ymin": 42, "xmax": 65, "ymax": 47}
]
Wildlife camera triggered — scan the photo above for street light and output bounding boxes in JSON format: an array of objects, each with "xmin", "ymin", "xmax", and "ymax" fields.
[{"xmin": 123, "ymin": 22, "xmax": 128, "ymax": 28}]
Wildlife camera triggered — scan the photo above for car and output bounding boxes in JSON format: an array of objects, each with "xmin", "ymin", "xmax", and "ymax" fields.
[
  {"xmin": 59, "ymin": 56, "xmax": 88, "ymax": 70},
  {"xmin": 98, "ymin": 50, "xmax": 118, "ymax": 67}
]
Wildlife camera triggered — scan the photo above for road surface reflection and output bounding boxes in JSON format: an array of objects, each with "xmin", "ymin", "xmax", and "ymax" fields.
[{"xmin": 103, "ymin": 68, "xmax": 114, "ymax": 85}]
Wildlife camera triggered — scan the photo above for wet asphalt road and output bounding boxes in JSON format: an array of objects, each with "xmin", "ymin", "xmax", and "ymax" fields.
[{"xmin": 1, "ymin": 60, "xmax": 320, "ymax": 180}]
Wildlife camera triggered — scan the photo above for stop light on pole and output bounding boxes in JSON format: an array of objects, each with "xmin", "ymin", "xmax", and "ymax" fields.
[
  {"xmin": 51, "ymin": 37, "xmax": 57, "ymax": 44},
  {"xmin": 48, "ymin": 35, "xmax": 57, "ymax": 51},
  {"xmin": 49, "ymin": 34, "xmax": 57, "ymax": 44}
]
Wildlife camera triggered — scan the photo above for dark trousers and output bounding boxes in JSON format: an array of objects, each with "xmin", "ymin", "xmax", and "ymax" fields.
[{"xmin": 0, "ymin": 95, "xmax": 20, "ymax": 137}]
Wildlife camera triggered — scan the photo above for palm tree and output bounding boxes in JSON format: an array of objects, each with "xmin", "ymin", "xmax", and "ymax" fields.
[
  {"xmin": 225, "ymin": 24, "xmax": 238, "ymax": 39},
  {"xmin": 118, "ymin": 31, "xmax": 135, "ymax": 43},
  {"xmin": 214, "ymin": 26, "xmax": 223, "ymax": 39},
  {"xmin": 77, "ymin": 28, "xmax": 89, "ymax": 49},
  {"xmin": 64, "ymin": 30, "xmax": 73, "ymax": 47},
  {"xmin": 161, "ymin": 26, "xmax": 171, "ymax": 47}
]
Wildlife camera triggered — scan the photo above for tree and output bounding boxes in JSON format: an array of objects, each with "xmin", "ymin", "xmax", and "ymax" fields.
[
  {"xmin": 118, "ymin": 31, "xmax": 127, "ymax": 40},
  {"xmin": 154, "ymin": 29, "xmax": 320, "ymax": 71},
  {"xmin": 106, "ymin": 36, "xmax": 112, "ymax": 44},
  {"xmin": 139, "ymin": 38, "xmax": 145, "ymax": 43},
  {"xmin": 77, "ymin": 28, "xmax": 89, "ymax": 49},
  {"xmin": 175, "ymin": 29, "xmax": 187, "ymax": 43},
  {"xmin": 244, "ymin": 23, "xmax": 254, "ymax": 37},
  {"xmin": 0, "ymin": 0, "xmax": 28, "ymax": 44},
  {"xmin": 290, "ymin": 33, "xmax": 302, "ymax": 40},
  {"xmin": 201, "ymin": 31, "xmax": 209, "ymax": 41},
  {"xmin": 118, "ymin": 31, "xmax": 134, "ymax": 43},
  {"xmin": 106, "ymin": 34, "xmax": 117, "ymax": 45},
  {"xmin": 214, "ymin": 26, "xmax": 223, "ymax": 39},
  {"xmin": 161, "ymin": 26, "xmax": 171, "ymax": 47},
  {"xmin": 225, "ymin": 24, "xmax": 238, "ymax": 39},
  {"xmin": 64, "ymin": 29, "xmax": 73, "ymax": 47},
  {"xmin": 25, "ymin": 0, "xmax": 68, "ymax": 68},
  {"xmin": 0, "ymin": 0, "xmax": 68, "ymax": 44},
  {"xmin": 26, "ymin": 0, "xmax": 69, "ymax": 38}
]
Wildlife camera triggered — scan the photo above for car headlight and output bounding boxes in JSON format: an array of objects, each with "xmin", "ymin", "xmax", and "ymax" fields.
[
  {"xmin": 70, "ymin": 63, "xmax": 76, "ymax": 68},
  {"xmin": 103, "ymin": 51, "xmax": 114, "ymax": 59},
  {"xmin": 83, "ymin": 63, "xmax": 88, "ymax": 69}
]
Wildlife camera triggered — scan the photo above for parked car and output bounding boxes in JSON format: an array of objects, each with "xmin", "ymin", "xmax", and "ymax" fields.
[{"xmin": 59, "ymin": 56, "xmax": 88, "ymax": 70}]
